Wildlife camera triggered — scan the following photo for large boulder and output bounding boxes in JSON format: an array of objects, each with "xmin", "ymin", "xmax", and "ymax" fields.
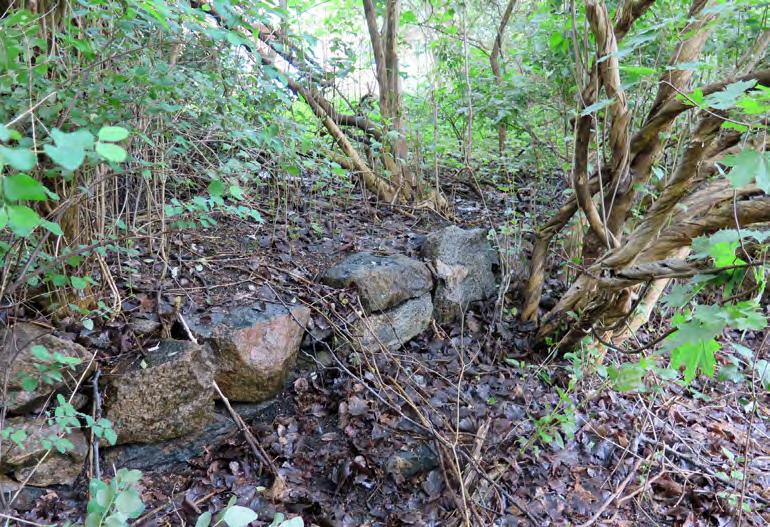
[
  {"xmin": 323, "ymin": 252, "xmax": 433, "ymax": 313},
  {"xmin": 188, "ymin": 303, "xmax": 311, "ymax": 402},
  {"xmin": 349, "ymin": 293, "xmax": 433, "ymax": 351},
  {"xmin": 0, "ymin": 416, "xmax": 87, "ymax": 486},
  {"xmin": 102, "ymin": 340, "xmax": 215, "ymax": 445},
  {"xmin": 1, "ymin": 323, "xmax": 94, "ymax": 415},
  {"xmin": 420, "ymin": 226, "xmax": 497, "ymax": 323}
]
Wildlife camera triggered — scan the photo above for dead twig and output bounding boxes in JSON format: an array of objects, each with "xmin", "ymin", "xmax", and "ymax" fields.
[{"xmin": 211, "ymin": 380, "xmax": 278, "ymax": 478}]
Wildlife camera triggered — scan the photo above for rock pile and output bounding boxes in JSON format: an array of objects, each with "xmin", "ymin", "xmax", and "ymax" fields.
[{"xmin": 0, "ymin": 225, "xmax": 500, "ymax": 498}]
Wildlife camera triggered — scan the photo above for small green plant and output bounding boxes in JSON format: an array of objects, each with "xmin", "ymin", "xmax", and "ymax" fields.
[
  {"xmin": 85, "ymin": 469, "xmax": 145, "ymax": 527},
  {"xmin": 19, "ymin": 344, "xmax": 83, "ymax": 391},
  {"xmin": 194, "ymin": 496, "xmax": 304, "ymax": 527}
]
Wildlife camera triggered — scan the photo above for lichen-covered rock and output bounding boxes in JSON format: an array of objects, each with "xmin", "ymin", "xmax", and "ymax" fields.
[
  {"xmin": 1, "ymin": 323, "xmax": 94, "ymax": 415},
  {"xmin": 102, "ymin": 340, "xmax": 215, "ymax": 445},
  {"xmin": 420, "ymin": 226, "xmax": 497, "ymax": 323},
  {"xmin": 323, "ymin": 252, "xmax": 433, "ymax": 313},
  {"xmin": 189, "ymin": 303, "xmax": 311, "ymax": 402},
  {"xmin": 0, "ymin": 416, "xmax": 87, "ymax": 486},
  {"xmin": 350, "ymin": 293, "xmax": 432, "ymax": 351}
]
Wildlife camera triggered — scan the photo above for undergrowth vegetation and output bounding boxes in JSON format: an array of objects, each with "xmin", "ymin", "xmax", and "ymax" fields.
[{"xmin": 1, "ymin": 0, "xmax": 769, "ymax": 525}]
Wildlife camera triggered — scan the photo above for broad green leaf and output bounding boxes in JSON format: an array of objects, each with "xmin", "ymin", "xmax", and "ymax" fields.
[
  {"xmin": 70, "ymin": 276, "xmax": 88, "ymax": 290},
  {"xmin": 118, "ymin": 468, "xmax": 143, "ymax": 484},
  {"xmin": 229, "ymin": 184, "xmax": 244, "ymax": 200},
  {"xmin": 208, "ymin": 179, "xmax": 225, "ymax": 197},
  {"xmin": 51, "ymin": 128, "xmax": 95, "ymax": 149},
  {"xmin": 104, "ymin": 427, "xmax": 118, "ymax": 445},
  {"xmin": 95, "ymin": 142, "xmax": 127, "ymax": 163},
  {"xmin": 44, "ymin": 128, "xmax": 94, "ymax": 171},
  {"xmin": 115, "ymin": 488, "xmax": 144, "ymax": 518},
  {"xmin": 0, "ymin": 207, "xmax": 7, "ymax": 229},
  {"xmin": 97, "ymin": 126, "xmax": 129, "ymax": 142},
  {"xmin": 41, "ymin": 220, "xmax": 63, "ymax": 236},
  {"xmin": 580, "ymin": 98, "xmax": 614, "ymax": 116},
  {"xmin": 0, "ymin": 124, "xmax": 10, "ymax": 142},
  {"xmin": 705, "ymin": 79, "xmax": 757, "ymax": 110},
  {"xmin": 196, "ymin": 511, "xmax": 213, "ymax": 527},
  {"xmin": 0, "ymin": 146, "xmax": 36, "ymax": 171},
  {"xmin": 44, "ymin": 144, "xmax": 85, "ymax": 171},
  {"xmin": 721, "ymin": 149, "xmax": 768, "ymax": 190},
  {"xmin": 3, "ymin": 174, "xmax": 48, "ymax": 201},
  {"xmin": 670, "ymin": 338, "xmax": 719, "ymax": 383},
  {"xmin": 104, "ymin": 515, "xmax": 127, "ymax": 527},
  {"xmin": 6, "ymin": 205, "xmax": 40, "ymax": 236},
  {"xmin": 222, "ymin": 505, "xmax": 258, "ymax": 527}
]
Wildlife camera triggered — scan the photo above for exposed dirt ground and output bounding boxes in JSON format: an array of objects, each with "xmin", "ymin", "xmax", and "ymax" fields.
[{"xmin": 8, "ymin": 174, "xmax": 770, "ymax": 527}]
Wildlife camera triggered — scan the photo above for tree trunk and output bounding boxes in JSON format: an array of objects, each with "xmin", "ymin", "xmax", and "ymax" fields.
[{"xmin": 489, "ymin": 0, "xmax": 517, "ymax": 155}]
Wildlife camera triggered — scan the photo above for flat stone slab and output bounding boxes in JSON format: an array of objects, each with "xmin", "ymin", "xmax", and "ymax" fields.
[
  {"xmin": 323, "ymin": 252, "xmax": 433, "ymax": 313},
  {"xmin": 350, "ymin": 293, "xmax": 433, "ymax": 351}
]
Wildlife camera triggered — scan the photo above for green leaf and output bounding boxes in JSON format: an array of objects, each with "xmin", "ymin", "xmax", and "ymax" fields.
[
  {"xmin": 30, "ymin": 344, "xmax": 50, "ymax": 360},
  {"xmin": 670, "ymin": 338, "xmax": 719, "ymax": 383},
  {"xmin": 44, "ymin": 144, "xmax": 85, "ymax": 171},
  {"xmin": 704, "ymin": 79, "xmax": 757, "ymax": 110},
  {"xmin": 95, "ymin": 142, "xmax": 127, "ymax": 163},
  {"xmin": 196, "ymin": 511, "xmax": 213, "ymax": 527},
  {"xmin": 3, "ymin": 174, "xmax": 48, "ymax": 201},
  {"xmin": 97, "ymin": 126, "xmax": 129, "ymax": 142},
  {"xmin": 115, "ymin": 488, "xmax": 144, "ymax": 518},
  {"xmin": 580, "ymin": 98, "xmax": 614, "ymax": 116},
  {"xmin": 208, "ymin": 179, "xmax": 225, "ymax": 197},
  {"xmin": 228, "ymin": 184, "xmax": 244, "ymax": 200},
  {"xmin": 70, "ymin": 276, "xmax": 88, "ymax": 290},
  {"xmin": 104, "ymin": 515, "xmax": 127, "ymax": 527},
  {"xmin": 44, "ymin": 128, "xmax": 94, "ymax": 171},
  {"xmin": 82, "ymin": 318, "xmax": 94, "ymax": 330},
  {"xmin": 6, "ymin": 205, "xmax": 41, "ymax": 236},
  {"xmin": 0, "ymin": 146, "xmax": 37, "ymax": 171},
  {"xmin": 41, "ymin": 220, "xmax": 63, "ymax": 236},
  {"xmin": 0, "ymin": 124, "xmax": 10, "ymax": 142},
  {"xmin": 222, "ymin": 505, "xmax": 258, "ymax": 527},
  {"xmin": 52, "ymin": 128, "xmax": 95, "ymax": 150},
  {"xmin": 104, "ymin": 427, "xmax": 118, "ymax": 445},
  {"xmin": 278, "ymin": 517, "xmax": 304, "ymax": 527},
  {"xmin": 21, "ymin": 375, "xmax": 38, "ymax": 391},
  {"xmin": 721, "ymin": 149, "xmax": 770, "ymax": 192}
]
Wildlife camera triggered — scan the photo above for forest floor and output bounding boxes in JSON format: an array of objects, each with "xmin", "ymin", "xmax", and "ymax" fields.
[{"xmin": 14, "ymin": 172, "xmax": 770, "ymax": 527}]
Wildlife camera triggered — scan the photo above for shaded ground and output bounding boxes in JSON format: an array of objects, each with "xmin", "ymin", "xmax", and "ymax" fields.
[{"xmin": 7, "ymin": 173, "xmax": 770, "ymax": 526}]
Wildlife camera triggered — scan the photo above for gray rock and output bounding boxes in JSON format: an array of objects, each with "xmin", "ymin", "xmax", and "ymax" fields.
[
  {"xmin": 0, "ymin": 416, "xmax": 87, "ymax": 486},
  {"xmin": 102, "ymin": 340, "xmax": 215, "ymax": 445},
  {"xmin": 103, "ymin": 401, "xmax": 278, "ymax": 472},
  {"xmin": 188, "ymin": 303, "xmax": 311, "ymax": 402},
  {"xmin": 420, "ymin": 226, "xmax": 497, "ymax": 323},
  {"xmin": 323, "ymin": 252, "xmax": 433, "ymax": 313},
  {"xmin": 386, "ymin": 445, "xmax": 439, "ymax": 482},
  {"xmin": 349, "ymin": 293, "xmax": 432, "ymax": 351},
  {"xmin": 0, "ymin": 323, "xmax": 94, "ymax": 415}
]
